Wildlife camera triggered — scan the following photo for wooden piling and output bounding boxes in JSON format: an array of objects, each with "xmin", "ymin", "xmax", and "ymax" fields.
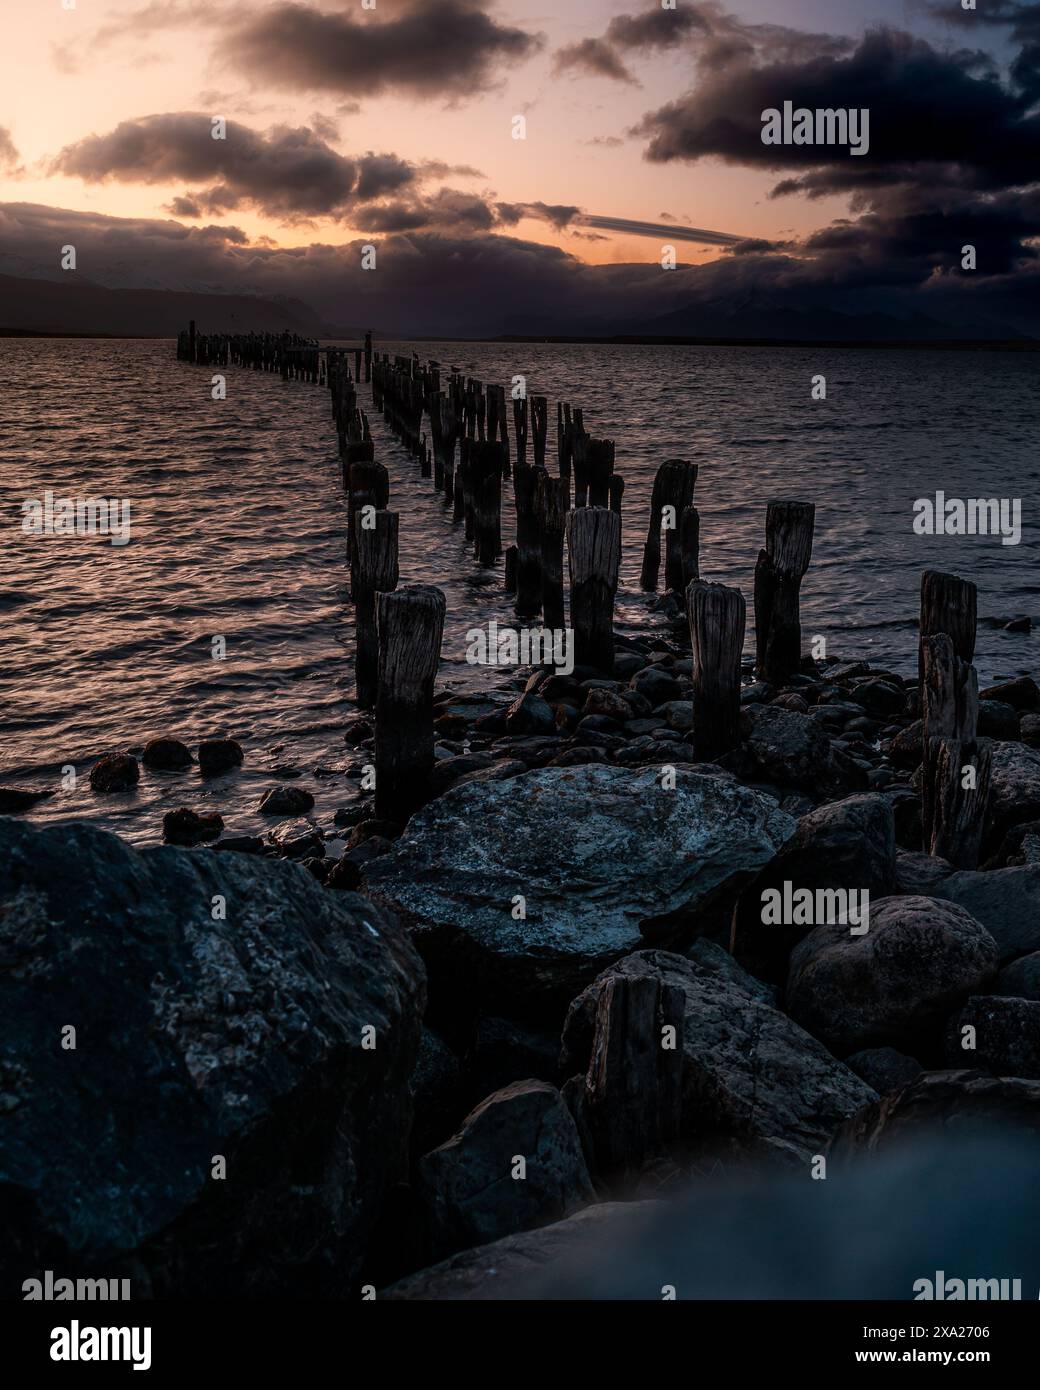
[
  {"xmin": 512, "ymin": 463, "xmax": 543, "ymax": 616},
  {"xmin": 513, "ymin": 395, "xmax": 529, "ymax": 467},
  {"xmin": 586, "ymin": 439, "xmax": 616, "ymax": 509},
  {"xmin": 531, "ymin": 395, "xmax": 548, "ymax": 469},
  {"xmin": 374, "ymin": 585, "xmax": 445, "ymax": 824},
  {"xmin": 471, "ymin": 441, "xmax": 505, "ymax": 565},
  {"xmin": 680, "ymin": 505, "xmax": 700, "ymax": 589},
  {"xmin": 753, "ymin": 500, "xmax": 815, "ymax": 686},
  {"xmin": 567, "ymin": 507, "xmax": 621, "ymax": 673},
  {"xmin": 354, "ymin": 511, "xmax": 400, "ymax": 709},
  {"xmin": 640, "ymin": 459, "xmax": 697, "ymax": 592},
  {"xmin": 536, "ymin": 472, "xmax": 568, "ymax": 632},
  {"xmin": 347, "ymin": 459, "xmax": 389, "ymax": 600},
  {"xmin": 687, "ymin": 580, "xmax": 746, "ymax": 761}
]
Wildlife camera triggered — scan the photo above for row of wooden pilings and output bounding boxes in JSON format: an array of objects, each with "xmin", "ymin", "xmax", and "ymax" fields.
[{"xmin": 177, "ymin": 326, "xmax": 988, "ymax": 868}]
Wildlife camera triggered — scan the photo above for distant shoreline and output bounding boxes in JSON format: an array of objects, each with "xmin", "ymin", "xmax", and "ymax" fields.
[{"xmin": 3, "ymin": 328, "xmax": 1039, "ymax": 351}]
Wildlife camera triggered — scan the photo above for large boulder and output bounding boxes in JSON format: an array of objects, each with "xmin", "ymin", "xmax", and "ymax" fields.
[
  {"xmin": 845, "ymin": 1048, "xmax": 923, "ymax": 1095},
  {"xmin": 944, "ymin": 997, "xmax": 1040, "ymax": 1080},
  {"xmin": 830, "ymin": 1069, "xmax": 1040, "ymax": 1160},
  {"xmin": 560, "ymin": 949, "xmax": 875, "ymax": 1167},
  {"xmin": 997, "ymin": 951, "xmax": 1040, "ymax": 1001},
  {"xmin": 364, "ymin": 765, "xmax": 794, "ymax": 1016},
  {"xmin": 935, "ymin": 865, "xmax": 1040, "ymax": 961},
  {"xmin": 741, "ymin": 705, "xmax": 869, "ymax": 797},
  {"xmin": 731, "ymin": 794, "xmax": 896, "ymax": 983},
  {"xmin": 0, "ymin": 818, "xmax": 424, "ymax": 1296},
  {"xmin": 418, "ymin": 1080, "xmax": 594, "ymax": 1258},
  {"xmin": 786, "ymin": 896, "xmax": 999, "ymax": 1055},
  {"xmin": 986, "ymin": 741, "xmax": 1040, "ymax": 846}
]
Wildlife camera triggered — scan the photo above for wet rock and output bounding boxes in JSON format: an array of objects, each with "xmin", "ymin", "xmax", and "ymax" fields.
[
  {"xmin": 197, "ymin": 738, "xmax": 244, "ymax": 778},
  {"xmin": 89, "ymin": 752, "xmax": 139, "ymax": 793},
  {"xmin": 980, "ymin": 676, "xmax": 1039, "ymax": 711},
  {"xmin": 732, "ymin": 794, "xmax": 895, "ymax": 984},
  {"xmin": 271, "ymin": 826, "xmax": 325, "ymax": 860},
  {"xmin": 978, "ymin": 700, "xmax": 1020, "ymax": 741},
  {"xmin": 258, "ymin": 785, "xmax": 315, "ymax": 816},
  {"xmin": 382, "ymin": 1201, "xmax": 660, "ymax": 1300},
  {"xmin": 830, "ymin": 1070, "xmax": 1040, "ymax": 1160},
  {"xmin": 845, "ymin": 1048, "xmax": 923, "ymax": 1095},
  {"xmin": 629, "ymin": 666, "xmax": 681, "ymax": 706},
  {"xmin": 936, "ymin": 865, "xmax": 1040, "ymax": 961},
  {"xmin": 343, "ymin": 718, "xmax": 373, "ymax": 747},
  {"xmin": 770, "ymin": 692, "xmax": 809, "ymax": 714},
  {"xmin": 0, "ymin": 787, "xmax": 51, "ymax": 814},
  {"xmin": 1003, "ymin": 615, "xmax": 1032, "ymax": 633},
  {"xmin": 658, "ymin": 700, "xmax": 694, "ymax": 732},
  {"xmin": 141, "ymin": 738, "xmax": 193, "ymax": 771},
  {"xmin": 786, "ymin": 896, "xmax": 999, "ymax": 1055},
  {"xmin": 453, "ymin": 759, "xmax": 528, "ymax": 789},
  {"xmin": 944, "ymin": 996, "xmax": 1040, "ymax": 1079},
  {"xmin": 561, "ymin": 949, "xmax": 874, "ymax": 1167},
  {"xmin": 741, "ymin": 706, "xmax": 868, "ymax": 796},
  {"xmin": 344, "ymin": 835, "xmax": 393, "ymax": 867},
  {"xmin": 162, "ymin": 807, "xmax": 224, "ymax": 846},
  {"xmin": 418, "ymin": 1080, "xmax": 594, "ymax": 1258},
  {"xmin": 545, "ymin": 747, "xmax": 609, "ymax": 768},
  {"xmin": 325, "ymin": 855, "xmax": 362, "ymax": 891},
  {"xmin": 345, "ymin": 818, "xmax": 402, "ymax": 849},
  {"xmin": 583, "ymin": 687, "xmax": 632, "ymax": 722},
  {"xmin": 982, "ymin": 819, "xmax": 1040, "ymax": 868},
  {"xmin": 212, "ymin": 835, "xmax": 264, "ymax": 855},
  {"xmin": 997, "ymin": 952, "xmax": 1040, "ymax": 1001},
  {"xmin": 364, "ymin": 765, "xmax": 794, "ymax": 1016},
  {"xmin": 740, "ymin": 681, "xmax": 773, "ymax": 705},
  {"xmin": 613, "ymin": 653, "xmax": 646, "ymax": 680},
  {"xmin": 504, "ymin": 693, "xmax": 556, "ymax": 737},
  {"xmin": 0, "ymin": 817, "xmax": 424, "ymax": 1296},
  {"xmin": 853, "ymin": 680, "xmax": 905, "ymax": 719}
]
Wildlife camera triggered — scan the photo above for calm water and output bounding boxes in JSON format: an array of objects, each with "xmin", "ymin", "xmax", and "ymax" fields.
[{"xmin": 1, "ymin": 338, "xmax": 1037, "ymax": 845}]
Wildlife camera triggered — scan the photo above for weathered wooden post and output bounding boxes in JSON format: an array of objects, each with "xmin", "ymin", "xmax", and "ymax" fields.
[
  {"xmin": 572, "ymin": 430, "xmax": 591, "ymax": 508},
  {"xmin": 374, "ymin": 585, "xmax": 445, "ymax": 824},
  {"xmin": 471, "ymin": 441, "xmax": 505, "ymax": 565},
  {"xmin": 530, "ymin": 395, "xmax": 548, "ymax": 469},
  {"xmin": 567, "ymin": 507, "xmax": 621, "ymax": 673},
  {"xmin": 504, "ymin": 545, "xmax": 519, "ymax": 595},
  {"xmin": 919, "ymin": 572, "xmax": 989, "ymax": 867},
  {"xmin": 586, "ymin": 439, "xmax": 615, "ymax": 509},
  {"xmin": 354, "ymin": 511, "xmax": 399, "ymax": 709},
  {"xmin": 640, "ymin": 459, "xmax": 697, "ymax": 591},
  {"xmin": 512, "ymin": 463, "xmax": 543, "ymax": 616},
  {"xmin": 536, "ymin": 472, "xmax": 568, "ymax": 632},
  {"xmin": 364, "ymin": 330, "xmax": 372, "ymax": 383},
  {"xmin": 347, "ymin": 459, "xmax": 389, "ymax": 599},
  {"xmin": 189, "ymin": 319, "xmax": 197, "ymax": 363},
  {"xmin": 753, "ymin": 500, "xmax": 815, "ymax": 686},
  {"xmin": 687, "ymin": 580, "xmax": 745, "ymax": 761},
  {"xmin": 513, "ymin": 395, "xmax": 529, "ymax": 467},
  {"xmin": 579, "ymin": 974, "xmax": 684, "ymax": 1184}
]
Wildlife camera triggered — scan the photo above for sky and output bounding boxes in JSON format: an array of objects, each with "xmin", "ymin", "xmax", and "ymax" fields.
[{"xmin": 0, "ymin": 0, "xmax": 1038, "ymax": 337}]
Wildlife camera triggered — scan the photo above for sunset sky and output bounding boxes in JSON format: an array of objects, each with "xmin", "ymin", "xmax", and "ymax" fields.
[{"xmin": 1, "ymin": 0, "xmax": 1037, "ymax": 337}]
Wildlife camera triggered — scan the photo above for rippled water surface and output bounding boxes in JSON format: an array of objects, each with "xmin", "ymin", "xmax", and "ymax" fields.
[{"xmin": 2, "ymin": 337, "xmax": 1037, "ymax": 844}]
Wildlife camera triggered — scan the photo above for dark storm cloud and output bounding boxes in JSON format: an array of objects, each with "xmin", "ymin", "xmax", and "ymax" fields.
[
  {"xmin": 50, "ymin": 113, "xmax": 418, "ymax": 221},
  {"xmin": 928, "ymin": 0, "xmax": 1040, "ymax": 100},
  {"xmin": 354, "ymin": 188, "xmax": 499, "ymax": 234},
  {"xmin": 217, "ymin": 0, "xmax": 544, "ymax": 100},
  {"xmin": 634, "ymin": 28, "xmax": 1038, "ymax": 191},
  {"xmin": 553, "ymin": 37, "xmax": 637, "ymax": 84},
  {"xmin": 553, "ymin": 2, "xmax": 849, "ymax": 84}
]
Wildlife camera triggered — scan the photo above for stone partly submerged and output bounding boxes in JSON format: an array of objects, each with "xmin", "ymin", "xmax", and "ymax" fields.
[
  {"xmin": 0, "ymin": 817, "xmax": 424, "ymax": 1297},
  {"xmin": 363, "ymin": 764, "xmax": 795, "ymax": 1016}
]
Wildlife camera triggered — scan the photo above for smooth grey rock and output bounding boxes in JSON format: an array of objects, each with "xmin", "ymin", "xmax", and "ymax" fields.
[
  {"xmin": 561, "ymin": 949, "xmax": 875, "ymax": 1166},
  {"xmin": 0, "ymin": 817, "xmax": 424, "ymax": 1296},
  {"xmin": 418, "ymin": 1080, "xmax": 594, "ymax": 1258},
  {"xmin": 787, "ymin": 896, "xmax": 999, "ymax": 1055},
  {"xmin": 364, "ymin": 765, "xmax": 794, "ymax": 1013}
]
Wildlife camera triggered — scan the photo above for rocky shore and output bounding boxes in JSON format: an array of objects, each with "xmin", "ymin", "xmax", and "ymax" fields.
[{"xmin": 4, "ymin": 622, "xmax": 1040, "ymax": 1298}]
